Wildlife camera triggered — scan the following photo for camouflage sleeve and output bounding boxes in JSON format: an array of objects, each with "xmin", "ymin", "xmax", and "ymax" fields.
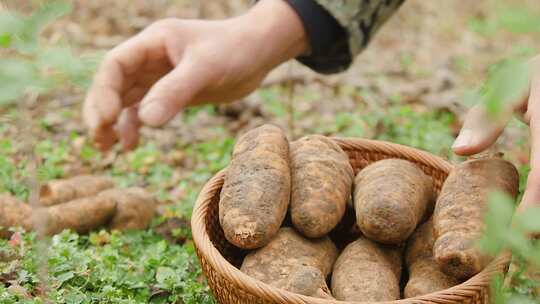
[
  {"xmin": 284, "ymin": 0, "xmax": 405, "ymax": 73},
  {"xmin": 255, "ymin": 0, "xmax": 405, "ymax": 73},
  {"xmin": 315, "ymin": 0, "xmax": 405, "ymax": 57}
]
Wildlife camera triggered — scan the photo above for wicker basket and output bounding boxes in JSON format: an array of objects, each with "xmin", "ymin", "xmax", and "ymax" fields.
[{"xmin": 191, "ymin": 137, "xmax": 511, "ymax": 304}]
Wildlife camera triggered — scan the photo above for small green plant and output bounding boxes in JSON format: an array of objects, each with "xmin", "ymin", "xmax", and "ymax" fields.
[
  {"xmin": 0, "ymin": 1, "xmax": 98, "ymax": 105},
  {"xmin": 481, "ymin": 192, "xmax": 540, "ymax": 303},
  {"xmin": 0, "ymin": 230, "xmax": 214, "ymax": 304}
]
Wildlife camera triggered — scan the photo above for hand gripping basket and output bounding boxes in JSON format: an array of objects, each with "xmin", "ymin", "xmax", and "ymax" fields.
[{"xmin": 191, "ymin": 138, "xmax": 511, "ymax": 304}]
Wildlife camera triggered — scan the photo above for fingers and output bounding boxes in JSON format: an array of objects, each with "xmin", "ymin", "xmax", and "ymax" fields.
[
  {"xmin": 117, "ymin": 106, "xmax": 142, "ymax": 151},
  {"xmin": 451, "ymin": 104, "xmax": 510, "ymax": 155},
  {"xmin": 517, "ymin": 72, "xmax": 540, "ymax": 213},
  {"xmin": 138, "ymin": 58, "xmax": 207, "ymax": 127},
  {"xmin": 83, "ymin": 27, "xmax": 167, "ymax": 150}
]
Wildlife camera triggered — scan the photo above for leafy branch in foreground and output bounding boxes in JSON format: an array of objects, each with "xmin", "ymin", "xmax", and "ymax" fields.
[
  {"xmin": 0, "ymin": 1, "xmax": 100, "ymax": 106},
  {"xmin": 481, "ymin": 192, "xmax": 540, "ymax": 303}
]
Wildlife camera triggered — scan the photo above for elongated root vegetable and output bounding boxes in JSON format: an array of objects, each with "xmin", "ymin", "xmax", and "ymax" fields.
[
  {"xmin": 220, "ymin": 124, "xmax": 291, "ymax": 249},
  {"xmin": 405, "ymin": 219, "xmax": 459, "ymax": 298},
  {"xmin": 433, "ymin": 157, "xmax": 519, "ymax": 280},
  {"xmin": 39, "ymin": 175, "xmax": 114, "ymax": 206},
  {"xmin": 101, "ymin": 188, "xmax": 156, "ymax": 230},
  {"xmin": 0, "ymin": 195, "xmax": 32, "ymax": 238},
  {"xmin": 290, "ymin": 136, "xmax": 353, "ymax": 238},
  {"xmin": 41, "ymin": 194, "xmax": 117, "ymax": 235},
  {"xmin": 283, "ymin": 266, "xmax": 334, "ymax": 299},
  {"xmin": 241, "ymin": 228, "xmax": 338, "ymax": 298},
  {"xmin": 331, "ymin": 237, "xmax": 402, "ymax": 301},
  {"xmin": 354, "ymin": 159, "xmax": 434, "ymax": 244}
]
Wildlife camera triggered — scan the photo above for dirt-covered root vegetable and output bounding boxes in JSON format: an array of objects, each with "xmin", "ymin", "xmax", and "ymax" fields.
[
  {"xmin": 290, "ymin": 135, "xmax": 353, "ymax": 238},
  {"xmin": 0, "ymin": 195, "xmax": 32, "ymax": 238},
  {"xmin": 41, "ymin": 195, "xmax": 117, "ymax": 235},
  {"xmin": 39, "ymin": 175, "xmax": 114, "ymax": 206},
  {"xmin": 331, "ymin": 237, "xmax": 402, "ymax": 301},
  {"xmin": 241, "ymin": 227, "xmax": 338, "ymax": 298},
  {"xmin": 405, "ymin": 219, "xmax": 459, "ymax": 298},
  {"xmin": 433, "ymin": 157, "xmax": 519, "ymax": 280},
  {"xmin": 100, "ymin": 188, "xmax": 156, "ymax": 230},
  {"xmin": 282, "ymin": 266, "xmax": 334, "ymax": 299},
  {"xmin": 219, "ymin": 124, "xmax": 291, "ymax": 249},
  {"xmin": 353, "ymin": 159, "xmax": 434, "ymax": 244}
]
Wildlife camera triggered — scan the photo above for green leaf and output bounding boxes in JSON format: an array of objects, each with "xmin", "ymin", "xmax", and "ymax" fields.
[
  {"xmin": 56, "ymin": 271, "xmax": 75, "ymax": 284},
  {"xmin": 0, "ymin": 34, "xmax": 11, "ymax": 47},
  {"xmin": 155, "ymin": 266, "xmax": 176, "ymax": 285},
  {"xmin": 515, "ymin": 208, "xmax": 540, "ymax": 233},
  {"xmin": 36, "ymin": 46, "xmax": 98, "ymax": 88},
  {"xmin": 497, "ymin": 6, "xmax": 540, "ymax": 33},
  {"xmin": 479, "ymin": 191, "xmax": 515, "ymax": 255},
  {"xmin": 481, "ymin": 57, "xmax": 530, "ymax": 117},
  {"xmin": 11, "ymin": 1, "xmax": 73, "ymax": 53},
  {"xmin": 0, "ymin": 11, "xmax": 25, "ymax": 38},
  {"xmin": 0, "ymin": 59, "xmax": 38, "ymax": 105}
]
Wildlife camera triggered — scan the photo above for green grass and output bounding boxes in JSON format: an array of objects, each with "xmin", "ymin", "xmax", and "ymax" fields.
[{"xmin": 0, "ymin": 230, "xmax": 213, "ymax": 304}]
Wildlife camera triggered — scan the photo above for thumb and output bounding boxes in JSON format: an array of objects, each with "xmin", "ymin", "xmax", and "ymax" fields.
[
  {"xmin": 452, "ymin": 104, "xmax": 511, "ymax": 156},
  {"xmin": 138, "ymin": 60, "xmax": 206, "ymax": 127}
]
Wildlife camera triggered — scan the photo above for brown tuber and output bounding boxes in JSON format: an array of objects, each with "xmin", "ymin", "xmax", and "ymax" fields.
[
  {"xmin": 101, "ymin": 188, "xmax": 156, "ymax": 230},
  {"xmin": 219, "ymin": 124, "xmax": 291, "ymax": 249},
  {"xmin": 0, "ymin": 195, "xmax": 32, "ymax": 238},
  {"xmin": 241, "ymin": 227, "xmax": 337, "ymax": 298},
  {"xmin": 433, "ymin": 157, "xmax": 519, "ymax": 280},
  {"xmin": 331, "ymin": 237, "xmax": 402, "ymax": 301},
  {"xmin": 40, "ymin": 194, "xmax": 117, "ymax": 235},
  {"xmin": 290, "ymin": 135, "xmax": 354, "ymax": 238},
  {"xmin": 404, "ymin": 219, "xmax": 459, "ymax": 298},
  {"xmin": 354, "ymin": 159, "xmax": 434, "ymax": 244},
  {"xmin": 39, "ymin": 175, "xmax": 114, "ymax": 206}
]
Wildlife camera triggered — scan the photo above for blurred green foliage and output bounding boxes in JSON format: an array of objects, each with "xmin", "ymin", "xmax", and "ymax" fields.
[
  {"xmin": 0, "ymin": 1, "xmax": 98, "ymax": 105},
  {"xmin": 469, "ymin": 2, "xmax": 540, "ymax": 35},
  {"xmin": 481, "ymin": 192, "xmax": 540, "ymax": 302}
]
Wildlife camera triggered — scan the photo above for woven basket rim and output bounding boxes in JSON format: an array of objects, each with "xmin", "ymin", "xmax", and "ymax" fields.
[{"xmin": 191, "ymin": 137, "xmax": 511, "ymax": 304}]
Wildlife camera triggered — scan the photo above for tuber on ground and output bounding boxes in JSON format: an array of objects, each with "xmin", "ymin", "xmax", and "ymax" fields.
[
  {"xmin": 0, "ymin": 195, "xmax": 32, "ymax": 238},
  {"xmin": 290, "ymin": 135, "xmax": 354, "ymax": 238},
  {"xmin": 433, "ymin": 156, "xmax": 519, "ymax": 280},
  {"xmin": 404, "ymin": 219, "xmax": 459, "ymax": 298},
  {"xmin": 39, "ymin": 175, "xmax": 114, "ymax": 206},
  {"xmin": 331, "ymin": 237, "xmax": 402, "ymax": 301},
  {"xmin": 219, "ymin": 124, "xmax": 291, "ymax": 249},
  {"xmin": 100, "ymin": 188, "xmax": 156, "ymax": 230},
  {"xmin": 353, "ymin": 158, "xmax": 434, "ymax": 244},
  {"xmin": 241, "ymin": 227, "xmax": 337, "ymax": 299},
  {"xmin": 40, "ymin": 194, "xmax": 117, "ymax": 235}
]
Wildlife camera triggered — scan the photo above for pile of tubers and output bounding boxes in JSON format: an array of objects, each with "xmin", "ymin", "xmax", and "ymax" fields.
[
  {"xmin": 218, "ymin": 124, "xmax": 520, "ymax": 301},
  {"xmin": 0, "ymin": 175, "xmax": 156, "ymax": 238}
]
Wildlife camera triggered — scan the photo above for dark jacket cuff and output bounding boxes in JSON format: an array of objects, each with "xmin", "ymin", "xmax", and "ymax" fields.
[{"xmin": 286, "ymin": 0, "xmax": 352, "ymax": 74}]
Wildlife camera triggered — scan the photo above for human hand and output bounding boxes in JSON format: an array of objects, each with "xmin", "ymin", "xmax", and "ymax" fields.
[
  {"xmin": 452, "ymin": 55, "xmax": 540, "ymax": 214},
  {"xmin": 83, "ymin": 0, "xmax": 308, "ymax": 151}
]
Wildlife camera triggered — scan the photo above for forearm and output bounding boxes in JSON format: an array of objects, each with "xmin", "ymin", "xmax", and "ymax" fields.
[
  {"xmin": 240, "ymin": 0, "xmax": 310, "ymax": 71},
  {"xmin": 258, "ymin": 0, "xmax": 406, "ymax": 74}
]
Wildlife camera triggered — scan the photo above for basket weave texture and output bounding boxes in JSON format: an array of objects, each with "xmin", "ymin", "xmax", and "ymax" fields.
[{"xmin": 191, "ymin": 137, "xmax": 511, "ymax": 304}]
